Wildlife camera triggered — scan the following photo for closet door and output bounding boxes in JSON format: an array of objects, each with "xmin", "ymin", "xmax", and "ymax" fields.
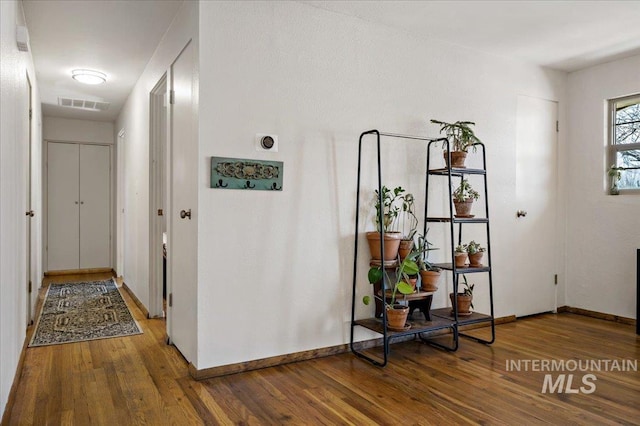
[
  {"xmin": 79, "ymin": 144, "xmax": 111, "ymax": 268},
  {"xmin": 47, "ymin": 143, "xmax": 80, "ymax": 270}
]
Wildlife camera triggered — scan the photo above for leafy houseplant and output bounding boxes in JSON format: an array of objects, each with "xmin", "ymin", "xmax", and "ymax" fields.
[
  {"xmin": 414, "ymin": 232, "xmax": 441, "ymax": 292},
  {"xmin": 363, "ymin": 257, "xmax": 419, "ymax": 329},
  {"xmin": 466, "ymin": 240, "xmax": 486, "ymax": 267},
  {"xmin": 450, "ymin": 275, "xmax": 474, "ymax": 315},
  {"xmin": 397, "ymin": 192, "xmax": 419, "ymax": 260},
  {"xmin": 366, "ymin": 186, "xmax": 405, "ymax": 261},
  {"xmin": 452, "ymin": 179, "xmax": 479, "ymax": 217},
  {"xmin": 454, "ymin": 244, "xmax": 468, "ymax": 268},
  {"xmin": 607, "ymin": 164, "xmax": 623, "ymax": 195},
  {"xmin": 431, "ymin": 119, "xmax": 483, "ymax": 168}
]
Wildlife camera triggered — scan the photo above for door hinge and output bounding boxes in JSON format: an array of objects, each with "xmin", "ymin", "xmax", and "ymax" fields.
[
  {"xmin": 554, "ymin": 274, "xmax": 558, "ymax": 285},
  {"xmin": 158, "ymin": 209, "xmax": 163, "ymax": 216},
  {"xmin": 28, "ymin": 281, "xmax": 32, "ymax": 293},
  {"xmin": 169, "ymin": 90, "xmax": 175, "ymax": 105},
  {"xmin": 29, "ymin": 109, "xmax": 32, "ymax": 120},
  {"xmin": 556, "ymin": 121, "xmax": 559, "ymax": 132},
  {"xmin": 168, "ymin": 293, "xmax": 173, "ymax": 307}
]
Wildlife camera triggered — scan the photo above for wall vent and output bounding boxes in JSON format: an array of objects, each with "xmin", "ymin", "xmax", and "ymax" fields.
[{"xmin": 58, "ymin": 97, "xmax": 110, "ymax": 111}]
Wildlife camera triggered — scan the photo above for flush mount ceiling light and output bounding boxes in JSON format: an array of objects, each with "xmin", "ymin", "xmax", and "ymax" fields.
[{"xmin": 71, "ymin": 69, "xmax": 106, "ymax": 85}]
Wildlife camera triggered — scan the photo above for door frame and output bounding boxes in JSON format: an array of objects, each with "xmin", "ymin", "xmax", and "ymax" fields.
[
  {"xmin": 25, "ymin": 72, "xmax": 33, "ymax": 324},
  {"xmin": 149, "ymin": 74, "xmax": 168, "ymax": 318},
  {"xmin": 116, "ymin": 129, "xmax": 125, "ymax": 278}
]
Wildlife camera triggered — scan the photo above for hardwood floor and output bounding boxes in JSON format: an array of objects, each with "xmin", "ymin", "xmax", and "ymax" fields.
[{"xmin": 4, "ymin": 273, "xmax": 639, "ymax": 424}]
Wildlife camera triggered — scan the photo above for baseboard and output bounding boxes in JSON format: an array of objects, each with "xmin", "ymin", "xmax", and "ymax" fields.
[
  {"xmin": 557, "ymin": 306, "xmax": 636, "ymax": 326},
  {"xmin": 121, "ymin": 282, "xmax": 149, "ymax": 319},
  {"xmin": 189, "ymin": 314, "xmax": 516, "ymax": 380},
  {"xmin": 44, "ymin": 267, "xmax": 113, "ymax": 276},
  {"xmin": 1, "ymin": 328, "xmax": 32, "ymax": 424}
]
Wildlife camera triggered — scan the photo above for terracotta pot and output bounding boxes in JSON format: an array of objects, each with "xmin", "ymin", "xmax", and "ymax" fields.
[
  {"xmin": 444, "ymin": 151, "xmax": 467, "ymax": 168},
  {"xmin": 398, "ymin": 239, "xmax": 414, "ymax": 261},
  {"xmin": 408, "ymin": 276, "xmax": 418, "ymax": 291},
  {"xmin": 453, "ymin": 199, "xmax": 473, "ymax": 217},
  {"xmin": 386, "ymin": 305, "xmax": 409, "ymax": 329},
  {"xmin": 454, "ymin": 253, "xmax": 468, "ymax": 268},
  {"xmin": 419, "ymin": 269, "xmax": 440, "ymax": 292},
  {"xmin": 468, "ymin": 252, "xmax": 484, "ymax": 267},
  {"xmin": 366, "ymin": 231, "xmax": 402, "ymax": 261},
  {"xmin": 450, "ymin": 293, "xmax": 473, "ymax": 314}
]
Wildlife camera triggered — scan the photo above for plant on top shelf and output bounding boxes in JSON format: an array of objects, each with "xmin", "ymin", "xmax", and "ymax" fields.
[
  {"xmin": 454, "ymin": 244, "xmax": 468, "ymax": 268},
  {"xmin": 363, "ymin": 255, "xmax": 419, "ymax": 329},
  {"xmin": 413, "ymin": 231, "xmax": 441, "ymax": 292},
  {"xmin": 452, "ymin": 179, "xmax": 480, "ymax": 217},
  {"xmin": 430, "ymin": 119, "xmax": 483, "ymax": 168},
  {"xmin": 466, "ymin": 240, "xmax": 486, "ymax": 267},
  {"xmin": 607, "ymin": 164, "xmax": 623, "ymax": 195},
  {"xmin": 450, "ymin": 274, "xmax": 474, "ymax": 315}
]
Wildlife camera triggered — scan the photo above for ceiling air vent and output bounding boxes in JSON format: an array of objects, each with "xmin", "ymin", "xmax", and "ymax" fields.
[{"xmin": 58, "ymin": 97, "xmax": 110, "ymax": 111}]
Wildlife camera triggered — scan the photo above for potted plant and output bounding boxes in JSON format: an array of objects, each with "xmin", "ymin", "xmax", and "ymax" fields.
[
  {"xmin": 413, "ymin": 232, "xmax": 441, "ymax": 292},
  {"xmin": 466, "ymin": 240, "xmax": 485, "ymax": 267},
  {"xmin": 430, "ymin": 119, "xmax": 483, "ymax": 168},
  {"xmin": 452, "ymin": 179, "xmax": 479, "ymax": 217},
  {"xmin": 607, "ymin": 164, "xmax": 623, "ymax": 195},
  {"xmin": 450, "ymin": 275, "xmax": 474, "ymax": 316},
  {"xmin": 454, "ymin": 244, "xmax": 468, "ymax": 268},
  {"xmin": 397, "ymin": 192, "xmax": 419, "ymax": 260},
  {"xmin": 366, "ymin": 186, "xmax": 404, "ymax": 261},
  {"xmin": 363, "ymin": 256, "xmax": 419, "ymax": 330}
]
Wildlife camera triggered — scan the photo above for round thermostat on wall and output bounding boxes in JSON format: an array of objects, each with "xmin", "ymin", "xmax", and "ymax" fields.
[{"xmin": 255, "ymin": 133, "xmax": 278, "ymax": 152}]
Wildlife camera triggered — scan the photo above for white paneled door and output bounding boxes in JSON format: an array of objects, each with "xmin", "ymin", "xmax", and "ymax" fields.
[
  {"xmin": 47, "ymin": 142, "xmax": 111, "ymax": 271},
  {"xmin": 515, "ymin": 96, "xmax": 559, "ymax": 316}
]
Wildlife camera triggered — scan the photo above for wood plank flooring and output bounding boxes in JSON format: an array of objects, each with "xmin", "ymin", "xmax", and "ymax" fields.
[{"xmin": 4, "ymin": 273, "xmax": 639, "ymax": 425}]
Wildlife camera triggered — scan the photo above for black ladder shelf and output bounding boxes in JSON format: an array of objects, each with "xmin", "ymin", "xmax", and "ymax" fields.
[{"xmin": 350, "ymin": 130, "xmax": 495, "ymax": 367}]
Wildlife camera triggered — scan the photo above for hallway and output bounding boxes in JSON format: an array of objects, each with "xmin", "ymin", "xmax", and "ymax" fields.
[{"xmin": 4, "ymin": 273, "xmax": 639, "ymax": 424}]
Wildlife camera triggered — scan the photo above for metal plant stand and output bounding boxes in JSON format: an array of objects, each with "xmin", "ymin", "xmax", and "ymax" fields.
[{"xmin": 350, "ymin": 130, "xmax": 495, "ymax": 367}]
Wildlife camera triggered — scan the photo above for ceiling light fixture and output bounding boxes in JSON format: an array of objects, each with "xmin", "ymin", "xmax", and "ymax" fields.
[{"xmin": 71, "ymin": 69, "xmax": 106, "ymax": 85}]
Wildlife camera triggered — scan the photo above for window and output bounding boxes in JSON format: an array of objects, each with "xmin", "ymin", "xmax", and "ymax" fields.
[{"xmin": 608, "ymin": 94, "xmax": 640, "ymax": 191}]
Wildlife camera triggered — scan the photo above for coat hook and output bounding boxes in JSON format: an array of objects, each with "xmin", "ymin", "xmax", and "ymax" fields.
[
  {"xmin": 244, "ymin": 180, "xmax": 256, "ymax": 189},
  {"xmin": 215, "ymin": 179, "xmax": 228, "ymax": 188},
  {"xmin": 269, "ymin": 182, "xmax": 282, "ymax": 191}
]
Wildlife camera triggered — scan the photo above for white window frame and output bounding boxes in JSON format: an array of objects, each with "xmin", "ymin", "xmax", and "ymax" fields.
[{"xmin": 607, "ymin": 93, "xmax": 640, "ymax": 194}]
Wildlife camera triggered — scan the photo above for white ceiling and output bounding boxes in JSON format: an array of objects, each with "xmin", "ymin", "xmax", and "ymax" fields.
[
  {"xmin": 23, "ymin": 0, "xmax": 183, "ymax": 122},
  {"xmin": 23, "ymin": 1, "xmax": 640, "ymax": 123}
]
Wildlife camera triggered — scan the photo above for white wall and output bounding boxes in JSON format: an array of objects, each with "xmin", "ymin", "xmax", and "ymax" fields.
[
  {"xmin": 195, "ymin": 1, "xmax": 566, "ymax": 369},
  {"xmin": 565, "ymin": 54, "xmax": 640, "ymax": 319},
  {"xmin": 115, "ymin": 1, "xmax": 197, "ymax": 314},
  {"xmin": 0, "ymin": 0, "xmax": 43, "ymax": 417},
  {"xmin": 43, "ymin": 116, "xmax": 114, "ymax": 144}
]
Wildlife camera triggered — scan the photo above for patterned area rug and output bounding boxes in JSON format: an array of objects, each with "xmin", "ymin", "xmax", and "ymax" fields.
[{"xmin": 29, "ymin": 279, "xmax": 142, "ymax": 347}]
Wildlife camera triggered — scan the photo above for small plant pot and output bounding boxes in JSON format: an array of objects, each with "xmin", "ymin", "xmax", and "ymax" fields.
[
  {"xmin": 419, "ymin": 269, "xmax": 440, "ymax": 292},
  {"xmin": 449, "ymin": 293, "xmax": 473, "ymax": 315},
  {"xmin": 468, "ymin": 252, "xmax": 484, "ymax": 267},
  {"xmin": 444, "ymin": 151, "xmax": 467, "ymax": 168},
  {"xmin": 386, "ymin": 305, "xmax": 410, "ymax": 330},
  {"xmin": 366, "ymin": 231, "xmax": 402, "ymax": 262},
  {"xmin": 398, "ymin": 239, "xmax": 414, "ymax": 261},
  {"xmin": 408, "ymin": 275, "xmax": 418, "ymax": 291},
  {"xmin": 454, "ymin": 253, "xmax": 468, "ymax": 268},
  {"xmin": 453, "ymin": 199, "xmax": 473, "ymax": 217}
]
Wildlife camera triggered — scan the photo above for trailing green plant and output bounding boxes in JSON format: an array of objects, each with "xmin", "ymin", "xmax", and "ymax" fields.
[
  {"xmin": 363, "ymin": 256, "xmax": 419, "ymax": 309},
  {"xmin": 452, "ymin": 179, "xmax": 480, "ymax": 202},
  {"xmin": 413, "ymin": 231, "xmax": 440, "ymax": 271},
  {"xmin": 466, "ymin": 240, "xmax": 485, "ymax": 255},
  {"xmin": 430, "ymin": 119, "xmax": 482, "ymax": 153},
  {"xmin": 399, "ymin": 192, "xmax": 418, "ymax": 240}
]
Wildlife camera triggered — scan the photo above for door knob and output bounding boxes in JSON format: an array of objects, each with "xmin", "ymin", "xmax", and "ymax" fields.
[
  {"xmin": 516, "ymin": 210, "xmax": 527, "ymax": 218},
  {"xmin": 180, "ymin": 209, "xmax": 191, "ymax": 220},
  {"xmin": 25, "ymin": 210, "xmax": 34, "ymax": 217}
]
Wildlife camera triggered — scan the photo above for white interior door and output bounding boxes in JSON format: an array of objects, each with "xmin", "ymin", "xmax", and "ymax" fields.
[
  {"xmin": 117, "ymin": 129, "xmax": 125, "ymax": 277},
  {"xmin": 25, "ymin": 74, "xmax": 33, "ymax": 324},
  {"xmin": 515, "ymin": 96, "xmax": 559, "ymax": 316},
  {"xmin": 169, "ymin": 41, "xmax": 197, "ymax": 361},
  {"xmin": 79, "ymin": 144, "xmax": 111, "ymax": 268},
  {"xmin": 47, "ymin": 143, "xmax": 80, "ymax": 271}
]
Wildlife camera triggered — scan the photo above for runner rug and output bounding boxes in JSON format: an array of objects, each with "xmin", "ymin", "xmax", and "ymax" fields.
[{"xmin": 29, "ymin": 278, "xmax": 142, "ymax": 347}]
